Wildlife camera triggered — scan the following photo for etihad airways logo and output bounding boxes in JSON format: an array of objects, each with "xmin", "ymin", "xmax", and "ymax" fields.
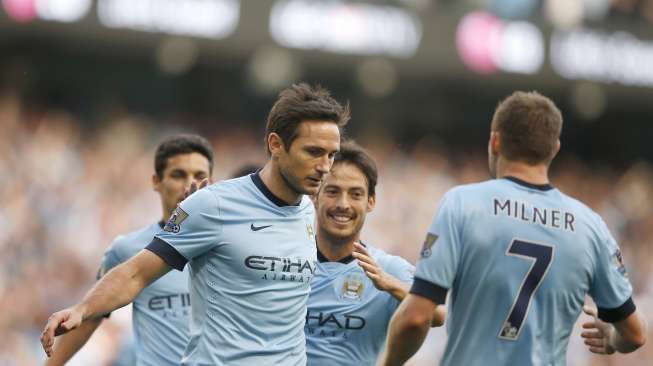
[
  {"xmin": 305, "ymin": 310, "xmax": 366, "ymax": 339},
  {"xmin": 245, "ymin": 256, "xmax": 317, "ymax": 283},
  {"xmin": 148, "ymin": 293, "xmax": 191, "ymax": 319}
]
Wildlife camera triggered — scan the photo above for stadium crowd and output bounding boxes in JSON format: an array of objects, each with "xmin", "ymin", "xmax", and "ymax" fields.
[{"xmin": 1, "ymin": 90, "xmax": 652, "ymax": 365}]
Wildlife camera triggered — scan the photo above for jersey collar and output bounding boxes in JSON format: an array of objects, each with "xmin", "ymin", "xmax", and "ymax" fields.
[
  {"xmin": 250, "ymin": 172, "xmax": 301, "ymax": 207},
  {"xmin": 316, "ymin": 242, "xmax": 366, "ymax": 264},
  {"xmin": 503, "ymin": 176, "xmax": 554, "ymax": 191}
]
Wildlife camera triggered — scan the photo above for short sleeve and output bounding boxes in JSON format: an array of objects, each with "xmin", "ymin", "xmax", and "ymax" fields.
[
  {"xmin": 385, "ymin": 256, "xmax": 415, "ymax": 285},
  {"xmin": 146, "ymin": 188, "xmax": 221, "ymax": 271},
  {"xmin": 410, "ymin": 190, "xmax": 462, "ymax": 305},
  {"xmin": 96, "ymin": 246, "xmax": 124, "ymax": 280},
  {"xmin": 589, "ymin": 218, "xmax": 635, "ymax": 323}
]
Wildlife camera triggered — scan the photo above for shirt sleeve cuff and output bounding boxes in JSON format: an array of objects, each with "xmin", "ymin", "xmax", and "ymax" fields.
[
  {"xmin": 597, "ymin": 297, "xmax": 636, "ymax": 323},
  {"xmin": 145, "ymin": 237, "xmax": 188, "ymax": 271},
  {"xmin": 409, "ymin": 277, "xmax": 448, "ymax": 305}
]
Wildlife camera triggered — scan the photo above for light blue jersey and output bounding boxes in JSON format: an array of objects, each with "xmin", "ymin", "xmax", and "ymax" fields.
[
  {"xmin": 147, "ymin": 173, "xmax": 317, "ymax": 366},
  {"xmin": 306, "ymin": 244, "xmax": 414, "ymax": 366},
  {"xmin": 412, "ymin": 177, "xmax": 635, "ymax": 366},
  {"xmin": 99, "ymin": 222, "xmax": 190, "ymax": 366}
]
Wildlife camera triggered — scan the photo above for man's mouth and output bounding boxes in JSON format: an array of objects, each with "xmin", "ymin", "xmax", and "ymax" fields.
[{"xmin": 328, "ymin": 212, "xmax": 354, "ymax": 224}]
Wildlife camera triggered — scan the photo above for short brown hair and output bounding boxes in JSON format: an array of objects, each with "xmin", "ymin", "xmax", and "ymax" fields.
[
  {"xmin": 155, "ymin": 134, "xmax": 214, "ymax": 177},
  {"xmin": 491, "ymin": 91, "xmax": 562, "ymax": 165},
  {"xmin": 265, "ymin": 83, "xmax": 350, "ymax": 155},
  {"xmin": 332, "ymin": 141, "xmax": 378, "ymax": 197}
]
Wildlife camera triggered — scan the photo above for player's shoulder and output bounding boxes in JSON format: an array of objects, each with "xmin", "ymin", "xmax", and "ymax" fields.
[
  {"xmin": 434, "ymin": 180, "xmax": 496, "ymax": 210},
  {"xmin": 555, "ymin": 189, "xmax": 610, "ymax": 235},
  {"xmin": 442, "ymin": 180, "xmax": 497, "ymax": 198},
  {"xmin": 203, "ymin": 174, "xmax": 260, "ymax": 204},
  {"xmin": 366, "ymin": 244, "xmax": 413, "ymax": 272},
  {"xmin": 179, "ymin": 178, "xmax": 241, "ymax": 212},
  {"xmin": 107, "ymin": 222, "xmax": 161, "ymax": 259}
]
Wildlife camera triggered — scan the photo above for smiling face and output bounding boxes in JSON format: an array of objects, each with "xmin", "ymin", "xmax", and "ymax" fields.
[
  {"xmin": 274, "ymin": 120, "xmax": 341, "ymax": 196},
  {"xmin": 315, "ymin": 162, "xmax": 375, "ymax": 243},
  {"xmin": 153, "ymin": 152, "xmax": 212, "ymax": 218}
]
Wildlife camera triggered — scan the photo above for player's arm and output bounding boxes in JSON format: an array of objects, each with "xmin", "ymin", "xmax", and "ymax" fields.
[
  {"xmin": 585, "ymin": 216, "xmax": 646, "ymax": 355},
  {"xmin": 581, "ymin": 306, "xmax": 646, "ymax": 354},
  {"xmin": 383, "ymin": 190, "xmax": 462, "ymax": 364},
  {"xmin": 380, "ymin": 293, "xmax": 438, "ymax": 366},
  {"xmin": 41, "ymin": 249, "xmax": 171, "ymax": 357},
  {"xmin": 352, "ymin": 242, "xmax": 445, "ymax": 326},
  {"xmin": 43, "ymin": 317, "xmax": 103, "ymax": 366}
]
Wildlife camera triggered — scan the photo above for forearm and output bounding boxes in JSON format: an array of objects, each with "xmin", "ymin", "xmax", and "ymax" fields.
[
  {"xmin": 385, "ymin": 278, "xmax": 410, "ymax": 302},
  {"xmin": 610, "ymin": 314, "xmax": 647, "ymax": 353},
  {"xmin": 44, "ymin": 318, "xmax": 103, "ymax": 366},
  {"xmin": 382, "ymin": 312, "xmax": 430, "ymax": 366},
  {"xmin": 78, "ymin": 262, "xmax": 148, "ymax": 320}
]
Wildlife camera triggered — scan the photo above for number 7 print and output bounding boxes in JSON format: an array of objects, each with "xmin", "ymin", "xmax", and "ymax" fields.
[{"xmin": 499, "ymin": 239, "xmax": 554, "ymax": 341}]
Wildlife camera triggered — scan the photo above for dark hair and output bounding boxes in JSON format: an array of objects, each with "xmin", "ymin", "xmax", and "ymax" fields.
[
  {"xmin": 332, "ymin": 141, "xmax": 378, "ymax": 197},
  {"xmin": 491, "ymin": 91, "xmax": 563, "ymax": 165},
  {"xmin": 265, "ymin": 83, "xmax": 350, "ymax": 155},
  {"xmin": 154, "ymin": 134, "xmax": 214, "ymax": 177}
]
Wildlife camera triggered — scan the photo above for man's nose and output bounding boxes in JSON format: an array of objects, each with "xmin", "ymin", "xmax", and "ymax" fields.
[{"xmin": 316, "ymin": 155, "xmax": 331, "ymax": 174}]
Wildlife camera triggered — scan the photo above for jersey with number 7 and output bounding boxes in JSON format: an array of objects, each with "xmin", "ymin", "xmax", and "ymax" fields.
[{"xmin": 411, "ymin": 177, "xmax": 635, "ymax": 366}]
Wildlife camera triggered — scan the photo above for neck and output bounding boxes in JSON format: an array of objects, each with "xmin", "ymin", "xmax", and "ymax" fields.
[
  {"xmin": 496, "ymin": 158, "xmax": 550, "ymax": 185},
  {"xmin": 316, "ymin": 229, "xmax": 358, "ymax": 262},
  {"xmin": 161, "ymin": 206, "xmax": 174, "ymax": 223},
  {"xmin": 259, "ymin": 162, "xmax": 302, "ymax": 205}
]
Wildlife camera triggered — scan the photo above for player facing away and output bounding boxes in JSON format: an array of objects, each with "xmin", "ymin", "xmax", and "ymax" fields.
[
  {"xmin": 305, "ymin": 141, "xmax": 445, "ymax": 366},
  {"xmin": 43, "ymin": 134, "xmax": 214, "ymax": 366},
  {"xmin": 41, "ymin": 83, "xmax": 349, "ymax": 366},
  {"xmin": 382, "ymin": 91, "xmax": 646, "ymax": 366}
]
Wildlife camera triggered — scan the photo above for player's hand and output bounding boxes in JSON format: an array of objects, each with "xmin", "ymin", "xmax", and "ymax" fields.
[
  {"xmin": 352, "ymin": 242, "xmax": 397, "ymax": 292},
  {"xmin": 581, "ymin": 305, "xmax": 616, "ymax": 355},
  {"xmin": 40, "ymin": 307, "xmax": 84, "ymax": 357},
  {"xmin": 183, "ymin": 178, "xmax": 209, "ymax": 200}
]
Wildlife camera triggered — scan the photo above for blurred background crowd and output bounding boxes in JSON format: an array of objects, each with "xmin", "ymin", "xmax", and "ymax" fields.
[{"xmin": 2, "ymin": 0, "xmax": 653, "ymax": 365}]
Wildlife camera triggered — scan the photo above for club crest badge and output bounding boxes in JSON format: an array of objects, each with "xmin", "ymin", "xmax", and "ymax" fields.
[
  {"xmin": 341, "ymin": 273, "xmax": 365, "ymax": 300},
  {"xmin": 307, "ymin": 223, "xmax": 315, "ymax": 241},
  {"xmin": 420, "ymin": 233, "xmax": 438, "ymax": 258},
  {"xmin": 164, "ymin": 206, "xmax": 189, "ymax": 233}
]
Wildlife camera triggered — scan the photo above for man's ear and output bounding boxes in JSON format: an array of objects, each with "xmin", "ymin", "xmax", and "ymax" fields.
[
  {"xmin": 152, "ymin": 174, "xmax": 161, "ymax": 193},
  {"xmin": 367, "ymin": 194, "xmax": 376, "ymax": 213},
  {"xmin": 490, "ymin": 131, "xmax": 501, "ymax": 155},
  {"xmin": 268, "ymin": 133, "xmax": 285, "ymax": 159}
]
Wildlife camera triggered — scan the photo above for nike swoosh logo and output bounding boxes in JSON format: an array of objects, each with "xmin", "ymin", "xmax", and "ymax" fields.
[{"xmin": 251, "ymin": 223, "xmax": 272, "ymax": 231}]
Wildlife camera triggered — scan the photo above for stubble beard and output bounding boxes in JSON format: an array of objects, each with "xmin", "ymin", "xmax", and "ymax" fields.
[{"xmin": 279, "ymin": 163, "xmax": 310, "ymax": 197}]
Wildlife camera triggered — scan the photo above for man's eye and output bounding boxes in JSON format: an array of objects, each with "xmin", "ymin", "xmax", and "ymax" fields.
[{"xmin": 307, "ymin": 148, "xmax": 323, "ymax": 157}]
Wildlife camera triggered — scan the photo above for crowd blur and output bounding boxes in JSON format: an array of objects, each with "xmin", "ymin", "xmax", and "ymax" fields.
[{"xmin": 1, "ymin": 89, "xmax": 652, "ymax": 366}]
